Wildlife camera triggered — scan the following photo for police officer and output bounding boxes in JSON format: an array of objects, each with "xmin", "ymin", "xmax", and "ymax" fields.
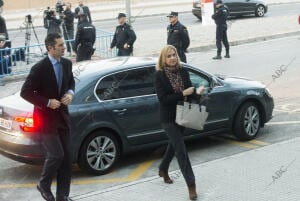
[
  {"xmin": 74, "ymin": 12, "xmax": 96, "ymax": 62},
  {"xmin": 212, "ymin": 0, "xmax": 230, "ymax": 59},
  {"xmin": 110, "ymin": 13, "xmax": 136, "ymax": 56},
  {"xmin": 166, "ymin": 11, "xmax": 190, "ymax": 63}
]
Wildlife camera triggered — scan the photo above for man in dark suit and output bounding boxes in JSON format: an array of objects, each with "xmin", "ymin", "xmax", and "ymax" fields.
[{"xmin": 21, "ymin": 33, "xmax": 75, "ymax": 201}]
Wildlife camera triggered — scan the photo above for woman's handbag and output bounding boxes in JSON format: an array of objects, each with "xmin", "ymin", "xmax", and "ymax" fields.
[{"xmin": 175, "ymin": 99, "xmax": 209, "ymax": 131}]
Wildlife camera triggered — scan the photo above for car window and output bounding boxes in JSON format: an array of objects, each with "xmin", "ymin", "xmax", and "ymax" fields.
[
  {"xmin": 187, "ymin": 68, "xmax": 210, "ymax": 88},
  {"xmin": 95, "ymin": 67, "xmax": 156, "ymax": 101}
]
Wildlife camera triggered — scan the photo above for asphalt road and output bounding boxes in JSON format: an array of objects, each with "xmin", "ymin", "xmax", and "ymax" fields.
[
  {"xmin": 8, "ymin": 3, "xmax": 300, "ymax": 47},
  {"xmin": 0, "ymin": 35, "xmax": 299, "ymax": 200}
]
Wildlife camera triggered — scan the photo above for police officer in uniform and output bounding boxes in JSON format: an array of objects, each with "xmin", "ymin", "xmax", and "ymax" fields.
[
  {"xmin": 212, "ymin": 0, "xmax": 230, "ymax": 60},
  {"xmin": 74, "ymin": 12, "xmax": 96, "ymax": 62},
  {"xmin": 110, "ymin": 13, "xmax": 136, "ymax": 56},
  {"xmin": 166, "ymin": 11, "xmax": 190, "ymax": 63}
]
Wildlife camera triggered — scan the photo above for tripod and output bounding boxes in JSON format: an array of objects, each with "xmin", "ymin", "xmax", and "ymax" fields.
[{"xmin": 24, "ymin": 15, "xmax": 44, "ymax": 64}]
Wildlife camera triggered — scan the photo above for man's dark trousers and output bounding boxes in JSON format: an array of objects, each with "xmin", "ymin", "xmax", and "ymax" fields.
[
  {"xmin": 39, "ymin": 118, "xmax": 72, "ymax": 197},
  {"xmin": 176, "ymin": 48, "xmax": 187, "ymax": 63},
  {"xmin": 76, "ymin": 44, "xmax": 93, "ymax": 62},
  {"xmin": 216, "ymin": 25, "xmax": 229, "ymax": 55}
]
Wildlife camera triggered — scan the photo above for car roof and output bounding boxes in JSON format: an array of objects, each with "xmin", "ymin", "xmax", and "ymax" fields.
[{"xmin": 73, "ymin": 57, "xmax": 158, "ymax": 81}]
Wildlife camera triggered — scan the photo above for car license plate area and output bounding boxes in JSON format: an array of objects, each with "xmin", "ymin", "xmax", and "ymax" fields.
[{"xmin": 0, "ymin": 117, "xmax": 13, "ymax": 130}]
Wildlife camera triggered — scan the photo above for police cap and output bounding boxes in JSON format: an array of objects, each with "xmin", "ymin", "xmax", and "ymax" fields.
[
  {"xmin": 117, "ymin": 13, "xmax": 126, "ymax": 19},
  {"xmin": 167, "ymin": 11, "xmax": 178, "ymax": 17}
]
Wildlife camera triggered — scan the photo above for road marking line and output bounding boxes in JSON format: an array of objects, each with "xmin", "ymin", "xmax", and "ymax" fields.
[
  {"xmin": 0, "ymin": 155, "xmax": 156, "ymax": 189},
  {"xmin": 225, "ymin": 140, "xmax": 259, "ymax": 149},
  {"xmin": 248, "ymin": 140, "xmax": 270, "ymax": 146},
  {"xmin": 0, "ymin": 183, "xmax": 36, "ymax": 189},
  {"xmin": 126, "ymin": 159, "xmax": 155, "ymax": 180},
  {"xmin": 210, "ymin": 137, "xmax": 259, "ymax": 149},
  {"xmin": 267, "ymin": 121, "xmax": 300, "ymax": 125}
]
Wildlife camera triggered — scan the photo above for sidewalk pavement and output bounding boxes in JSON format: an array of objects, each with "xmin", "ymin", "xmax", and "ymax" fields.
[{"xmin": 70, "ymin": 137, "xmax": 300, "ymax": 201}]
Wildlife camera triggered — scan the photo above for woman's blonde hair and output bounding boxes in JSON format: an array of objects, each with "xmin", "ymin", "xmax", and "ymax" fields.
[{"xmin": 156, "ymin": 45, "xmax": 182, "ymax": 71}]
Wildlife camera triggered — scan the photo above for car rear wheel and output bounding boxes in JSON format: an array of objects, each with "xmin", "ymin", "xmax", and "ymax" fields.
[
  {"xmin": 233, "ymin": 102, "xmax": 261, "ymax": 141},
  {"xmin": 78, "ymin": 130, "xmax": 120, "ymax": 175},
  {"xmin": 255, "ymin": 5, "xmax": 265, "ymax": 17}
]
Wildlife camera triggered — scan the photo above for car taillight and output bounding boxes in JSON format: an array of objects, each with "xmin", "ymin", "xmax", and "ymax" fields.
[{"xmin": 14, "ymin": 115, "xmax": 39, "ymax": 132}]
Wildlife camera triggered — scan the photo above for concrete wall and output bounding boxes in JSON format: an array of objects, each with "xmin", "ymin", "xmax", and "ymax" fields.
[{"xmin": 3, "ymin": 0, "xmax": 105, "ymax": 10}]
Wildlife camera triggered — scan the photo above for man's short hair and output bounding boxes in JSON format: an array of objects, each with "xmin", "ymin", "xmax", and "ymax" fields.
[
  {"xmin": 45, "ymin": 33, "xmax": 62, "ymax": 51},
  {"xmin": 0, "ymin": 0, "xmax": 4, "ymax": 7}
]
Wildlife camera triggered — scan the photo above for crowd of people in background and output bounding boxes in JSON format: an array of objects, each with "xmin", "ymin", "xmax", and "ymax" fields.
[{"xmin": 0, "ymin": 0, "xmax": 232, "ymax": 76}]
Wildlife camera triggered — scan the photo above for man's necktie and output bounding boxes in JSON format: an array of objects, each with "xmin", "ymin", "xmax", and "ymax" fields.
[{"xmin": 55, "ymin": 61, "xmax": 63, "ymax": 94}]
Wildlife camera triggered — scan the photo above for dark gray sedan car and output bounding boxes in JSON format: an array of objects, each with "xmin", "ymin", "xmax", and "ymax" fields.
[
  {"xmin": 192, "ymin": 0, "xmax": 268, "ymax": 20},
  {"xmin": 0, "ymin": 57, "xmax": 274, "ymax": 175}
]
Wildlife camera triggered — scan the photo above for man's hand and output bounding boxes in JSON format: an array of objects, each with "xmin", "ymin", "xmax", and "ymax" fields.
[
  {"xmin": 49, "ymin": 99, "xmax": 61, "ymax": 110},
  {"xmin": 0, "ymin": 41, "xmax": 6, "ymax": 48},
  {"xmin": 61, "ymin": 93, "xmax": 73, "ymax": 106},
  {"xmin": 108, "ymin": 48, "xmax": 112, "ymax": 51},
  {"xmin": 124, "ymin": 43, "xmax": 129, "ymax": 49}
]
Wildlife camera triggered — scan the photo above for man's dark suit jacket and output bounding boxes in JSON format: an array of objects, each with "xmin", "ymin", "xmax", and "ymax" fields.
[
  {"xmin": 155, "ymin": 67, "xmax": 195, "ymax": 123},
  {"xmin": 21, "ymin": 57, "xmax": 75, "ymax": 133}
]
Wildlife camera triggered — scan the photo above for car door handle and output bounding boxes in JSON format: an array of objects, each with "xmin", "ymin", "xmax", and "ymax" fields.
[{"xmin": 112, "ymin": 109, "xmax": 127, "ymax": 113}]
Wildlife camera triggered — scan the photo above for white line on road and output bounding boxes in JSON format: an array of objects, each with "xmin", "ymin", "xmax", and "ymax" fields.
[{"xmin": 267, "ymin": 121, "xmax": 300, "ymax": 125}]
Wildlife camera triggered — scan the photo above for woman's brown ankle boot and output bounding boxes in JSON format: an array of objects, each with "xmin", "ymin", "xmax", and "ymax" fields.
[
  {"xmin": 158, "ymin": 169, "xmax": 173, "ymax": 184},
  {"xmin": 188, "ymin": 183, "xmax": 198, "ymax": 200}
]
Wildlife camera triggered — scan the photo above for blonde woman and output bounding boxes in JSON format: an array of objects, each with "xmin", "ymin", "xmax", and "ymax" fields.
[{"xmin": 155, "ymin": 45, "xmax": 204, "ymax": 200}]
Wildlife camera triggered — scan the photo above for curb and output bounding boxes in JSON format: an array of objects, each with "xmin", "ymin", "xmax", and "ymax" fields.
[{"xmin": 1, "ymin": 32, "xmax": 299, "ymax": 85}]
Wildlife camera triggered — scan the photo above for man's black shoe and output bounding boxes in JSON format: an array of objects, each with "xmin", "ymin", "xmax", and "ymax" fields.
[
  {"xmin": 212, "ymin": 55, "xmax": 222, "ymax": 60},
  {"xmin": 37, "ymin": 184, "xmax": 55, "ymax": 201},
  {"xmin": 56, "ymin": 196, "xmax": 74, "ymax": 201},
  {"xmin": 224, "ymin": 54, "xmax": 230, "ymax": 58}
]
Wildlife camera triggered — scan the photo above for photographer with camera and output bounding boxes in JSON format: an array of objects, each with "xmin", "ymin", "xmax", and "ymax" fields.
[
  {"xmin": 44, "ymin": 8, "xmax": 62, "ymax": 35},
  {"xmin": 0, "ymin": 0, "xmax": 11, "ymax": 75},
  {"xmin": 62, "ymin": 2, "xmax": 75, "ymax": 56},
  {"xmin": 75, "ymin": 0, "xmax": 92, "ymax": 26},
  {"xmin": 0, "ymin": 0, "xmax": 8, "ymax": 40}
]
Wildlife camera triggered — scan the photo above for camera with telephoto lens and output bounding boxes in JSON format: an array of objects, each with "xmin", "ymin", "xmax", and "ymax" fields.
[
  {"xmin": 44, "ymin": 7, "xmax": 55, "ymax": 20},
  {"xmin": 55, "ymin": 1, "xmax": 65, "ymax": 14}
]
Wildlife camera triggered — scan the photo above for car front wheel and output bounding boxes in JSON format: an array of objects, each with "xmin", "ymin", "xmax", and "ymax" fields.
[
  {"xmin": 233, "ymin": 102, "xmax": 261, "ymax": 141},
  {"xmin": 255, "ymin": 5, "xmax": 265, "ymax": 17},
  {"xmin": 78, "ymin": 130, "xmax": 120, "ymax": 175}
]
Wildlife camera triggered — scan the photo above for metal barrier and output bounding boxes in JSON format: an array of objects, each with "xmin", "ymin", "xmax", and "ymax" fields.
[{"xmin": 0, "ymin": 29, "xmax": 116, "ymax": 79}]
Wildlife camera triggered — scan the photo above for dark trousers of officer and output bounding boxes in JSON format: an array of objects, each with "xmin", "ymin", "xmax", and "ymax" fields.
[
  {"xmin": 159, "ymin": 122, "xmax": 195, "ymax": 186},
  {"xmin": 176, "ymin": 48, "xmax": 187, "ymax": 63},
  {"xmin": 63, "ymin": 28, "xmax": 75, "ymax": 53},
  {"xmin": 39, "ymin": 126, "xmax": 72, "ymax": 197},
  {"xmin": 76, "ymin": 44, "xmax": 93, "ymax": 62},
  {"xmin": 216, "ymin": 25, "xmax": 229, "ymax": 55},
  {"xmin": 117, "ymin": 48, "xmax": 132, "ymax": 56}
]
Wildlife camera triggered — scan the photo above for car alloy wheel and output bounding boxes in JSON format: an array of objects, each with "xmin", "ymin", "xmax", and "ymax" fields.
[
  {"xmin": 233, "ymin": 102, "xmax": 261, "ymax": 141},
  {"xmin": 86, "ymin": 136, "xmax": 116, "ymax": 171},
  {"xmin": 244, "ymin": 106, "xmax": 260, "ymax": 136},
  {"xmin": 79, "ymin": 131, "xmax": 120, "ymax": 175},
  {"xmin": 256, "ymin": 5, "xmax": 265, "ymax": 17}
]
